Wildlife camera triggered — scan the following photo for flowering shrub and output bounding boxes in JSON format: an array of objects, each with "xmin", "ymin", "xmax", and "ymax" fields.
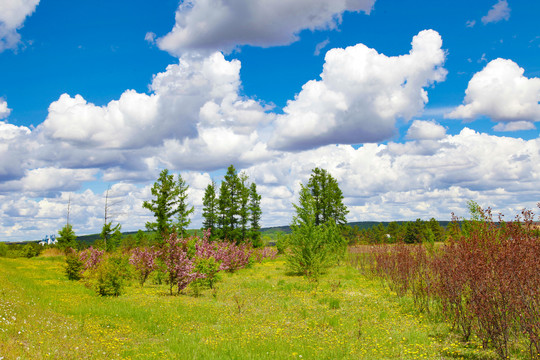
[
  {"xmin": 160, "ymin": 233, "xmax": 198, "ymax": 295},
  {"xmin": 252, "ymin": 246, "xmax": 278, "ymax": 262},
  {"xmin": 154, "ymin": 232, "xmax": 257, "ymax": 294},
  {"xmin": 129, "ymin": 247, "xmax": 158, "ymax": 286},
  {"xmin": 78, "ymin": 247, "xmax": 104, "ymax": 271},
  {"xmin": 214, "ymin": 242, "xmax": 253, "ymax": 272}
]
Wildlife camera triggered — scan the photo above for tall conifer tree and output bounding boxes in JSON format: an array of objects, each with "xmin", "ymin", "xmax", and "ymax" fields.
[{"xmin": 202, "ymin": 181, "xmax": 218, "ymax": 236}]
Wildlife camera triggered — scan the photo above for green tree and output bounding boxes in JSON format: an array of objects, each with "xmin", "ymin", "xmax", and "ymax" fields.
[
  {"xmin": 143, "ymin": 169, "xmax": 193, "ymax": 239},
  {"xmin": 176, "ymin": 174, "xmax": 194, "ymax": 237},
  {"xmin": 217, "ymin": 165, "xmax": 241, "ymax": 241},
  {"xmin": 461, "ymin": 200, "xmax": 484, "ymax": 238},
  {"xmin": 211, "ymin": 165, "xmax": 262, "ymax": 243},
  {"xmin": 428, "ymin": 218, "xmax": 444, "ymax": 242},
  {"xmin": 248, "ymin": 182, "xmax": 262, "ymax": 247},
  {"xmin": 0, "ymin": 242, "xmax": 8, "ymax": 257},
  {"xmin": 387, "ymin": 221, "xmax": 400, "ymax": 242},
  {"xmin": 307, "ymin": 168, "xmax": 349, "ymax": 226},
  {"xmin": 57, "ymin": 223, "xmax": 77, "ymax": 251},
  {"xmin": 238, "ymin": 173, "xmax": 250, "ymax": 242},
  {"xmin": 202, "ymin": 181, "xmax": 219, "ymax": 236},
  {"xmin": 217, "ymin": 179, "xmax": 232, "ymax": 240},
  {"xmin": 135, "ymin": 230, "xmax": 148, "ymax": 247},
  {"xmin": 100, "ymin": 222, "xmax": 121, "ymax": 251},
  {"xmin": 287, "ymin": 185, "xmax": 347, "ymax": 279}
]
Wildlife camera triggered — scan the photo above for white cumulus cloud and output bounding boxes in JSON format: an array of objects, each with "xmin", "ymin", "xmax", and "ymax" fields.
[
  {"xmin": 447, "ymin": 58, "xmax": 540, "ymax": 123},
  {"xmin": 270, "ymin": 29, "xmax": 447, "ymax": 151},
  {"xmin": 35, "ymin": 52, "xmax": 274, "ymax": 178},
  {"xmin": 0, "ymin": 99, "xmax": 11, "ymax": 118},
  {"xmin": 0, "ymin": 0, "xmax": 40, "ymax": 51},
  {"xmin": 157, "ymin": 0, "xmax": 375, "ymax": 56},
  {"xmin": 247, "ymin": 128, "xmax": 540, "ymax": 226},
  {"xmin": 406, "ymin": 120, "xmax": 447, "ymax": 140}
]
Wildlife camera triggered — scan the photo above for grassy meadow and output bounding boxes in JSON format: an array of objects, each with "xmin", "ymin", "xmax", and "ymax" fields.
[{"xmin": 0, "ymin": 251, "xmax": 505, "ymax": 360}]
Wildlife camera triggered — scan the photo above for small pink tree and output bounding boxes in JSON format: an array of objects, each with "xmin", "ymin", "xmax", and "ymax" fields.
[
  {"xmin": 130, "ymin": 247, "xmax": 158, "ymax": 286},
  {"xmin": 160, "ymin": 233, "xmax": 203, "ymax": 294},
  {"xmin": 78, "ymin": 247, "xmax": 104, "ymax": 271}
]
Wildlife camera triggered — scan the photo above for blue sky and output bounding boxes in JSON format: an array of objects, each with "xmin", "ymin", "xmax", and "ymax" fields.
[{"xmin": 0, "ymin": 0, "xmax": 539, "ymax": 241}]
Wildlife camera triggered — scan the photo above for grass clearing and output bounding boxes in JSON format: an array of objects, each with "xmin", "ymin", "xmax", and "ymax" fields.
[{"xmin": 0, "ymin": 255, "xmax": 501, "ymax": 359}]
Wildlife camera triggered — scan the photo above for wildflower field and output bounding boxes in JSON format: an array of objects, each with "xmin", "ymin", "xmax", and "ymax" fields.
[{"xmin": 0, "ymin": 251, "xmax": 507, "ymax": 360}]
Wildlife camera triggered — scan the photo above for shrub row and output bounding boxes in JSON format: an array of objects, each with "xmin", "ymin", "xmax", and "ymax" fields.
[
  {"xmin": 65, "ymin": 230, "xmax": 277, "ymax": 297},
  {"xmin": 351, "ymin": 206, "xmax": 540, "ymax": 359}
]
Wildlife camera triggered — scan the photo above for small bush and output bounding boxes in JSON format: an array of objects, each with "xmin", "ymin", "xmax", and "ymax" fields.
[
  {"xmin": 287, "ymin": 220, "xmax": 345, "ymax": 280},
  {"xmin": 276, "ymin": 233, "xmax": 289, "ymax": 254},
  {"xmin": 23, "ymin": 243, "xmax": 42, "ymax": 258},
  {"xmin": 88, "ymin": 254, "xmax": 131, "ymax": 296},
  {"xmin": 65, "ymin": 250, "xmax": 84, "ymax": 280},
  {"xmin": 192, "ymin": 256, "xmax": 220, "ymax": 291},
  {"xmin": 0, "ymin": 242, "xmax": 8, "ymax": 257}
]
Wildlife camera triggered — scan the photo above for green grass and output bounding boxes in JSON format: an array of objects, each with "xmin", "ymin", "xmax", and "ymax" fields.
[{"xmin": 0, "ymin": 255, "xmax": 503, "ymax": 359}]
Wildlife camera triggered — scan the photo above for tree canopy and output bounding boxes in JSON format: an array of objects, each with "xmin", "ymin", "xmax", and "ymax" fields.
[
  {"xmin": 143, "ymin": 169, "xmax": 193, "ymax": 238},
  {"xmin": 306, "ymin": 167, "xmax": 349, "ymax": 226},
  {"xmin": 204, "ymin": 165, "xmax": 262, "ymax": 244}
]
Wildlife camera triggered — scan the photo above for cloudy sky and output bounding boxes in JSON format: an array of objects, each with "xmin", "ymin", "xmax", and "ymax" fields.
[{"xmin": 1, "ymin": 0, "xmax": 539, "ymax": 241}]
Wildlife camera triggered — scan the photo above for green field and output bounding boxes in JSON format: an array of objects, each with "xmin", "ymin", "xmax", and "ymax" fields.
[{"xmin": 0, "ymin": 254, "xmax": 499, "ymax": 360}]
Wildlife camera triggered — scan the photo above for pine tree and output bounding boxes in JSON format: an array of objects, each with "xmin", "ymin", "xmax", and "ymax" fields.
[
  {"xmin": 287, "ymin": 185, "xmax": 345, "ymax": 278},
  {"xmin": 100, "ymin": 222, "xmax": 121, "ymax": 251},
  {"xmin": 307, "ymin": 168, "xmax": 349, "ymax": 226},
  {"xmin": 217, "ymin": 165, "xmax": 241, "ymax": 241},
  {"xmin": 249, "ymin": 182, "xmax": 262, "ymax": 246},
  {"xmin": 217, "ymin": 180, "xmax": 232, "ymax": 240},
  {"xmin": 238, "ymin": 173, "xmax": 250, "ymax": 242},
  {"xmin": 142, "ymin": 169, "xmax": 193, "ymax": 240},
  {"xmin": 57, "ymin": 223, "xmax": 77, "ymax": 251},
  {"xmin": 176, "ymin": 174, "xmax": 194, "ymax": 237},
  {"xmin": 202, "ymin": 181, "xmax": 219, "ymax": 236},
  {"xmin": 211, "ymin": 165, "xmax": 263, "ymax": 243}
]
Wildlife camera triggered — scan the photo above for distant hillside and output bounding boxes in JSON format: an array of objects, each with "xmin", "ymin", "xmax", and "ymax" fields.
[
  {"xmin": 260, "ymin": 220, "xmax": 454, "ymax": 237},
  {"xmin": 15, "ymin": 220, "xmax": 455, "ymax": 245}
]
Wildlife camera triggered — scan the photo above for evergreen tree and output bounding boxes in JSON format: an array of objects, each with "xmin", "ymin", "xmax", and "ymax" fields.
[
  {"xmin": 202, "ymin": 181, "xmax": 219, "ymax": 236},
  {"xmin": 387, "ymin": 221, "xmax": 400, "ymax": 242},
  {"xmin": 142, "ymin": 169, "xmax": 194, "ymax": 240},
  {"xmin": 57, "ymin": 223, "xmax": 77, "ymax": 251},
  {"xmin": 307, "ymin": 168, "xmax": 349, "ymax": 226},
  {"xmin": 211, "ymin": 165, "xmax": 263, "ymax": 243},
  {"xmin": 217, "ymin": 165, "xmax": 241, "ymax": 241},
  {"xmin": 100, "ymin": 222, "xmax": 121, "ymax": 251},
  {"xmin": 176, "ymin": 174, "xmax": 194, "ymax": 237},
  {"xmin": 249, "ymin": 182, "xmax": 262, "ymax": 247},
  {"xmin": 143, "ymin": 169, "xmax": 181, "ymax": 236},
  {"xmin": 217, "ymin": 179, "xmax": 232, "ymax": 240},
  {"xmin": 238, "ymin": 173, "xmax": 250, "ymax": 242},
  {"xmin": 428, "ymin": 218, "xmax": 444, "ymax": 242},
  {"xmin": 287, "ymin": 185, "xmax": 346, "ymax": 278}
]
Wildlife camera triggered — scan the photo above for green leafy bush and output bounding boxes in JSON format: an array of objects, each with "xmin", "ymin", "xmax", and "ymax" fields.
[
  {"xmin": 191, "ymin": 256, "xmax": 221, "ymax": 296},
  {"xmin": 0, "ymin": 242, "xmax": 8, "ymax": 257},
  {"xmin": 65, "ymin": 251, "xmax": 84, "ymax": 280},
  {"xmin": 88, "ymin": 254, "xmax": 131, "ymax": 296},
  {"xmin": 287, "ymin": 219, "xmax": 345, "ymax": 280},
  {"xmin": 276, "ymin": 233, "xmax": 289, "ymax": 254}
]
